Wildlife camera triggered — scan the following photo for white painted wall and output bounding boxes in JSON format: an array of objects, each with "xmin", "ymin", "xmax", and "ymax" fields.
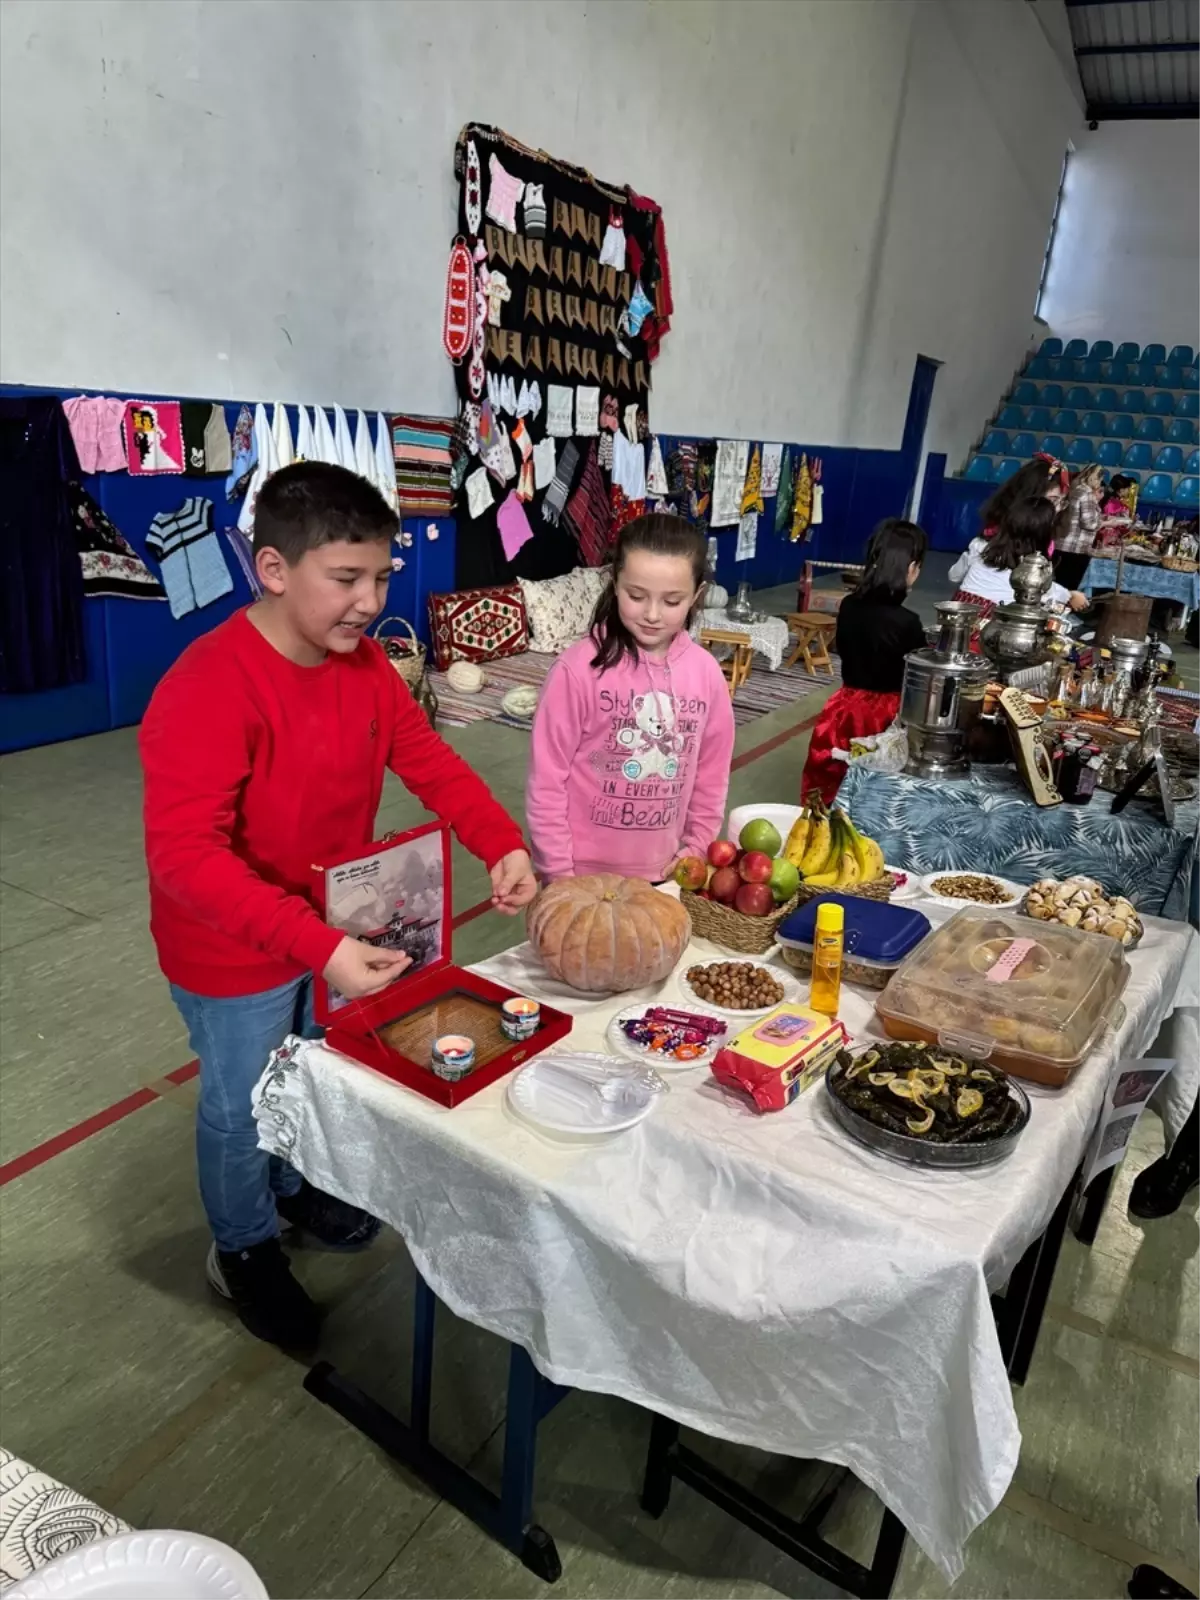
[
  {"xmin": 0, "ymin": 0, "xmax": 1080, "ymax": 471},
  {"xmin": 1041, "ymin": 122, "xmax": 1200, "ymax": 350}
]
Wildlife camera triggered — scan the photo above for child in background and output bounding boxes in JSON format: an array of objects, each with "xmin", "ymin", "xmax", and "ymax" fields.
[
  {"xmin": 800, "ymin": 518, "xmax": 928, "ymax": 804},
  {"xmin": 977, "ymin": 454, "xmax": 1070, "ymax": 541},
  {"xmin": 1053, "ymin": 464, "xmax": 1104, "ymax": 590},
  {"xmin": 527, "ymin": 514, "xmax": 735, "ymax": 883},
  {"xmin": 950, "ymin": 496, "xmax": 1087, "ymax": 628},
  {"xmin": 1096, "ymin": 473, "xmax": 1138, "ymax": 550},
  {"xmin": 140, "ymin": 463, "xmax": 536, "ymax": 1353}
]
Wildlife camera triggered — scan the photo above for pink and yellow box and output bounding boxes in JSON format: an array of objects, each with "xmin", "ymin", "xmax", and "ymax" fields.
[{"xmin": 710, "ymin": 1003, "xmax": 847, "ymax": 1113}]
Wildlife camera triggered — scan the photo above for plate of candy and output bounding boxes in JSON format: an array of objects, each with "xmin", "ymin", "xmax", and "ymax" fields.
[{"xmin": 606, "ymin": 1003, "xmax": 729, "ymax": 1070}]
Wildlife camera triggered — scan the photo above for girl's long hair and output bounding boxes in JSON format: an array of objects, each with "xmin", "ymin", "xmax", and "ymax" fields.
[
  {"xmin": 589, "ymin": 513, "xmax": 709, "ymax": 672},
  {"xmin": 982, "ymin": 494, "xmax": 1057, "ymax": 570},
  {"xmin": 980, "ymin": 458, "xmax": 1057, "ymax": 527},
  {"xmin": 849, "ymin": 518, "xmax": 928, "ymax": 604}
]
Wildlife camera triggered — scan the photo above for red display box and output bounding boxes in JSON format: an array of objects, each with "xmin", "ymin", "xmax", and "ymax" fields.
[{"xmin": 313, "ymin": 821, "xmax": 572, "ymax": 1107}]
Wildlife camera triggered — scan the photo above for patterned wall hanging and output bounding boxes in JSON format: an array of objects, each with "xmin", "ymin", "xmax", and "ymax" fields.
[{"xmin": 448, "ymin": 122, "xmax": 672, "ymax": 589}]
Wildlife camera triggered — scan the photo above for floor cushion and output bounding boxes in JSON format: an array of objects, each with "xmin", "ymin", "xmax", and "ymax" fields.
[
  {"xmin": 520, "ymin": 567, "xmax": 610, "ymax": 654},
  {"xmin": 427, "ymin": 582, "xmax": 529, "ymax": 671}
]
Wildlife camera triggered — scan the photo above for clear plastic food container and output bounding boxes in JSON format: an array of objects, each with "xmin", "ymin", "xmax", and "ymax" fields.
[{"xmin": 875, "ymin": 906, "xmax": 1130, "ymax": 1087}]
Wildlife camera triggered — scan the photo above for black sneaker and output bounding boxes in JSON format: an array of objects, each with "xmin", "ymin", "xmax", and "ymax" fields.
[
  {"xmin": 210, "ymin": 1236, "xmax": 322, "ymax": 1351},
  {"xmin": 276, "ymin": 1179, "xmax": 382, "ymax": 1251},
  {"xmin": 1129, "ymin": 1563, "xmax": 1196, "ymax": 1599},
  {"xmin": 1128, "ymin": 1142, "xmax": 1199, "ymax": 1220}
]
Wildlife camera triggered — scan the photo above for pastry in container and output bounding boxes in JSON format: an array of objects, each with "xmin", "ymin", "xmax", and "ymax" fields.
[
  {"xmin": 875, "ymin": 906, "xmax": 1130, "ymax": 1088},
  {"xmin": 777, "ymin": 895, "xmax": 930, "ymax": 991}
]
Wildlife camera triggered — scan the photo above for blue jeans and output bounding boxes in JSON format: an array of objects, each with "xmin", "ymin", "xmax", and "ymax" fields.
[{"xmin": 171, "ymin": 976, "xmax": 322, "ymax": 1252}]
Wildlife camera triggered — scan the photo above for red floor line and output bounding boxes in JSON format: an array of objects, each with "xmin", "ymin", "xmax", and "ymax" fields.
[
  {"xmin": 0, "ymin": 1088, "xmax": 159, "ymax": 1188},
  {"xmin": 3, "ymin": 706, "xmax": 823, "ymax": 1187}
]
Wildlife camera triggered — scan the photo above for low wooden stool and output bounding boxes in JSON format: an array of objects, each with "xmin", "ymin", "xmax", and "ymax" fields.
[
  {"xmin": 785, "ymin": 612, "xmax": 836, "ymax": 675},
  {"xmin": 700, "ymin": 628, "xmax": 754, "ymax": 696}
]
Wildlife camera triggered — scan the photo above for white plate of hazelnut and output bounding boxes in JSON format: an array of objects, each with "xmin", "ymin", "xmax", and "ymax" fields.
[{"xmin": 678, "ymin": 959, "xmax": 798, "ymax": 1016}]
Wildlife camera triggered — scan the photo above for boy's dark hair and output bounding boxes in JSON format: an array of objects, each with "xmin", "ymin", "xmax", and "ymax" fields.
[
  {"xmin": 983, "ymin": 494, "xmax": 1057, "ymax": 571},
  {"xmin": 980, "ymin": 458, "xmax": 1057, "ymax": 527},
  {"xmin": 850, "ymin": 517, "xmax": 927, "ymax": 604},
  {"xmin": 589, "ymin": 512, "xmax": 709, "ymax": 672},
  {"xmin": 252, "ymin": 461, "xmax": 398, "ymax": 562}
]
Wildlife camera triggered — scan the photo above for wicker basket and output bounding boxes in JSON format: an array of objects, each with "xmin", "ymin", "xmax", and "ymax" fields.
[
  {"xmin": 681, "ymin": 889, "xmax": 801, "ymax": 954},
  {"xmin": 1162, "ymin": 555, "xmax": 1199, "ymax": 573},
  {"xmin": 794, "ymin": 873, "xmax": 895, "ymax": 908},
  {"xmin": 373, "ymin": 616, "xmax": 427, "ymax": 690}
]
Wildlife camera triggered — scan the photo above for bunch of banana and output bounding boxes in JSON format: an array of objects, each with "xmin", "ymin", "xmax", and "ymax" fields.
[{"xmin": 783, "ymin": 799, "xmax": 886, "ymax": 888}]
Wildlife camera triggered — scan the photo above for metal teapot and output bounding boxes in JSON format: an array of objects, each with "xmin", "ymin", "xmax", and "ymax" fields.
[{"xmin": 978, "ymin": 552, "xmax": 1058, "ymax": 678}]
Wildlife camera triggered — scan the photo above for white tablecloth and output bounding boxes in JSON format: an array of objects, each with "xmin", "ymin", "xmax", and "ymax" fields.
[
  {"xmin": 692, "ymin": 609, "xmax": 792, "ymax": 671},
  {"xmin": 0, "ymin": 1450, "xmax": 127, "ymax": 1590},
  {"xmin": 252, "ymin": 904, "xmax": 1197, "ymax": 1581}
]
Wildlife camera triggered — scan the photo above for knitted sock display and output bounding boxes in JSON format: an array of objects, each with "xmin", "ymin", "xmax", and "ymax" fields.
[
  {"xmin": 598, "ymin": 432, "xmax": 614, "ymax": 471},
  {"xmin": 563, "ymin": 440, "xmax": 612, "ymax": 567},
  {"xmin": 523, "ymin": 182, "xmax": 547, "ymax": 237},
  {"xmin": 598, "ymin": 208, "xmax": 627, "ymax": 270},
  {"xmin": 512, "ymin": 420, "xmax": 535, "ymax": 502},
  {"xmin": 542, "ymin": 439, "xmax": 580, "ymax": 524},
  {"xmin": 146, "ymin": 497, "xmax": 232, "ymax": 618},
  {"xmin": 485, "ymin": 153, "xmax": 524, "ymax": 231}
]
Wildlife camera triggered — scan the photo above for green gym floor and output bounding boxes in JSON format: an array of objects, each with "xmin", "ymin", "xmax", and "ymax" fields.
[{"xmin": 1, "ymin": 573, "xmax": 1196, "ymax": 1600}]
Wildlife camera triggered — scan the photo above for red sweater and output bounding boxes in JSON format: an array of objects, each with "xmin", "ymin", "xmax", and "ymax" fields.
[{"xmin": 140, "ymin": 610, "xmax": 525, "ymax": 997}]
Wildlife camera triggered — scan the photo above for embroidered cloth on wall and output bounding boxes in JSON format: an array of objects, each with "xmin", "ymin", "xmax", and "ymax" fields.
[{"xmin": 448, "ymin": 122, "xmax": 671, "ymax": 589}]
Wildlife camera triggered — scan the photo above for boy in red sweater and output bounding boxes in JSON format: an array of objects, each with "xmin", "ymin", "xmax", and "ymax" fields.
[{"xmin": 140, "ymin": 462, "xmax": 535, "ymax": 1351}]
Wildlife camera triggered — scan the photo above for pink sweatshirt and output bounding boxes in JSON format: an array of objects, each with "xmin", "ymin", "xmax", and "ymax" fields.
[{"xmin": 527, "ymin": 632, "xmax": 736, "ymax": 882}]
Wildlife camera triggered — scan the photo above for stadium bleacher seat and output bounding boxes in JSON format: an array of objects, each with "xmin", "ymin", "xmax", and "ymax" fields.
[
  {"xmin": 1186, "ymin": 449, "xmax": 1200, "ymax": 474},
  {"xmin": 1065, "ymin": 439, "xmax": 1095, "ymax": 466},
  {"xmin": 965, "ymin": 455, "xmax": 996, "ymax": 482},
  {"xmin": 1156, "ymin": 446, "xmax": 1185, "ymax": 473},
  {"xmin": 1115, "ymin": 342, "xmax": 1140, "ymax": 364},
  {"xmin": 1136, "ymin": 416, "xmax": 1165, "ymax": 442},
  {"xmin": 1108, "ymin": 363, "xmax": 1131, "ymax": 386},
  {"xmin": 997, "ymin": 404, "xmax": 1025, "ymax": 429},
  {"xmin": 1090, "ymin": 341, "xmax": 1114, "ymax": 361},
  {"xmin": 1025, "ymin": 407, "xmax": 1052, "ymax": 431},
  {"xmin": 1063, "ymin": 339, "xmax": 1088, "ymax": 359},
  {"xmin": 1065, "ymin": 386, "xmax": 1092, "ymax": 410},
  {"xmin": 1038, "ymin": 337, "xmax": 1063, "ymax": 357},
  {"xmin": 1010, "ymin": 431, "xmax": 1037, "ymax": 456},
  {"xmin": 1182, "ymin": 367, "xmax": 1199, "ymax": 391},
  {"xmin": 1168, "ymin": 345, "xmax": 1194, "ymax": 368},
  {"xmin": 1109, "ymin": 414, "xmax": 1134, "ymax": 439},
  {"xmin": 1026, "ymin": 357, "xmax": 1052, "ymax": 379},
  {"xmin": 1093, "ymin": 387, "xmax": 1119, "ymax": 411},
  {"xmin": 1148, "ymin": 392, "xmax": 1175, "ymax": 417},
  {"xmin": 1177, "ymin": 393, "xmax": 1200, "ymax": 419},
  {"xmin": 1142, "ymin": 343, "xmax": 1166, "ymax": 366},
  {"xmin": 1051, "ymin": 410, "xmax": 1078, "ymax": 434},
  {"xmin": 980, "ymin": 429, "xmax": 1010, "ymax": 456},
  {"xmin": 1080, "ymin": 360, "xmax": 1104, "ymax": 382},
  {"xmin": 1045, "ymin": 358, "xmax": 1067, "ymax": 378},
  {"xmin": 1167, "ymin": 418, "xmax": 1197, "ymax": 445},
  {"xmin": 1011, "ymin": 381, "xmax": 1038, "ymax": 406},
  {"xmin": 1078, "ymin": 410, "xmax": 1107, "ymax": 436},
  {"xmin": 1123, "ymin": 443, "xmax": 1154, "ymax": 470},
  {"xmin": 1142, "ymin": 473, "xmax": 1175, "ymax": 502},
  {"xmin": 1038, "ymin": 384, "xmax": 1064, "ymax": 407},
  {"xmin": 1174, "ymin": 476, "xmax": 1200, "ymax": 507},
  {"xmin": 1120, "ymin": 390, "xmax": 1147, "ymax": 413},
  {"xmin": 995, "ymin": 458, "xmax": 1022, "ymax": 482},
  {"xmin": 1129, "ymin": 362, "xmax": 1157, "ymax": 386},
  {"xmin": 1097, "ymin": 440, "xmax": 1123, "ymax": 467},
  {"xmin": 1157, "ymin": 368, "xmax": 1182, "ymax": 390},
  {"xmin": 1040, "ymin": 435, "xmax": 1066, "ymax": 459}
]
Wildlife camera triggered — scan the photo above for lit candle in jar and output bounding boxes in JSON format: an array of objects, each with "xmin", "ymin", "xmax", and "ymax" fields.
[{"xmin": 501, "ymin": 997, "xmax": 541, "ymax": 1040}]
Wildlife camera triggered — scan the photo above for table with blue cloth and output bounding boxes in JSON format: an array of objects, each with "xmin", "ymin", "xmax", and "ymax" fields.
[
  {"xmin": 1079, "ymin": 556, "xmax": 1199, "ymax": 618},
  {"xmin": 838, "ymin": 764, "xmax": 1197, "ymax": 920}
]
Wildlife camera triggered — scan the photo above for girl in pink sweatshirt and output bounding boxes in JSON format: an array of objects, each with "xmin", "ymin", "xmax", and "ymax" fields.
[{"xmin": 527, "ymin": 515, "xmax": 736, "ymax": 883}]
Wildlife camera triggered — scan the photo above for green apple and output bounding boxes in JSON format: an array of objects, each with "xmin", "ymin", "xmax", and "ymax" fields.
[
  {"xmin": 739, "ymin": 818, "xmax": 782, "ymax": 857},
  {"xmin": 768, "ymin": 857, "xmax": 800, "ymax": 903}
]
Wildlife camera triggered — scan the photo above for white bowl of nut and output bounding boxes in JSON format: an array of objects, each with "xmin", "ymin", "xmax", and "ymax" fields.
[
  {"xmin": 919, "ymin": 872, "xmax": 1024, "ymax": 909},
  {"xmin": 678, "ymin": 958, "xmax": 799, "ymax": 1017}
]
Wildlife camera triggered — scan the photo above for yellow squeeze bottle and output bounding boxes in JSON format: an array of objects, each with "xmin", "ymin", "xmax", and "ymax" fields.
[{"xmin": 809, "ymin": 902, "xmax": 845, "ymax": 1017}]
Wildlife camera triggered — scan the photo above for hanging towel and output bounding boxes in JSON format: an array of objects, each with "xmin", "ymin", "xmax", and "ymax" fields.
[
  {"xmin": 612, "ymin": 431, "xmax": 647, "ymax": 500},
  {"xmin": 497, "ymin": 490, "xmax": 535, "ymax": 561},
  {"xmin": 271, "ymin": 403, "xmax": 295, "ymax": 469},
  {"xmin": 332, "ymin": 404, "xmax": 355, "ymax": 470},
  {"xmin": 374, "ymin": 412, "xmax": 398, "ymax": 511},
  {"xmin": 353, "ymin": 410, "xmax": 375, "ymax": 483},
  {"xmin": 294, "ymin": 405, "xmax": 316, "ymax": 462},
  {"xmin": 312, "ymin": 406, "xmax": 339, "ymax": 465}
]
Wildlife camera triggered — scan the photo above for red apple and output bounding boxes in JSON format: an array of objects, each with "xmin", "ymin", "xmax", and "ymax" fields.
[
  {"xmin": 709, "ymin": 866, "xmax": 741, "ymax": 904},
  {"xmin": 707, "ymin": 838, "xmax": 738, "ymax": 869},
  {"xmin": 674, "ymin": 855, "xmax": 709, "ymax": 892},
  {"xmin": 735, "ymin": 882, "xmax": 775, "ymax": 917},
  {"xmin": 738, "ymin": 850, "xmax": 774, "ymax": 884}
]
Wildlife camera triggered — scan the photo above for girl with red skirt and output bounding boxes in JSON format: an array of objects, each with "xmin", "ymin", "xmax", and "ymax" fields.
[{"xmin": 800, "ymin": 518, "xmax": 928, "ymax": 805}]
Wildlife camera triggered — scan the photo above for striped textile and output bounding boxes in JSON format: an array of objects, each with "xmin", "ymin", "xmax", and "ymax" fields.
[{"xmin": 392, "ymin": 415, "xmax": 454, "ymax": 514}]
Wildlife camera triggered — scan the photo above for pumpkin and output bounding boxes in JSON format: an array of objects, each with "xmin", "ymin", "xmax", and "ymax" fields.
[
  {"xmin": 447, "ymin": 660, "xmax": 485, "ymax": 693},
  {"xmin": 706, "ymin": 584, "xmax": 729, "ymax": 610},
  {"xmin": 527, "ymin": 875, "xmax": 690, "ymax": 993},
  {"xmin": 502, "ymin": 684, "xmax": 539, "ymax": 720}
]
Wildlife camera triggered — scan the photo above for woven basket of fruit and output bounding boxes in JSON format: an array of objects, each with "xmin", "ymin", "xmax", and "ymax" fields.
[
  {"xmin": 785, "ymin": 800, "xmax": 893, "ymax": 904},
  {"xmin": 1162, "ymin": 555, "xmax": 1199, "ymax": 573},
  {"xmin": 681, "ymin": 888, "xmax": 800, "ymax": 954}
]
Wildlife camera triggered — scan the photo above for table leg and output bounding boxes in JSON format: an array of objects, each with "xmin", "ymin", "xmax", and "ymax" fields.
[
  {"xmin": 994, "ymin": 1175, "xmax": 1076, "ymax": 1386},
  {"xmin": 638, "ymin": 1415, "xmax": 906, "ymax": 1598},
  {"xmin": 1071, "ymin": 1166, "xmax": 1116, "ymax": 1247},
  {"xmin": 304, "ymin": 1272, "xmax": 566, "ymax": 1582}
]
